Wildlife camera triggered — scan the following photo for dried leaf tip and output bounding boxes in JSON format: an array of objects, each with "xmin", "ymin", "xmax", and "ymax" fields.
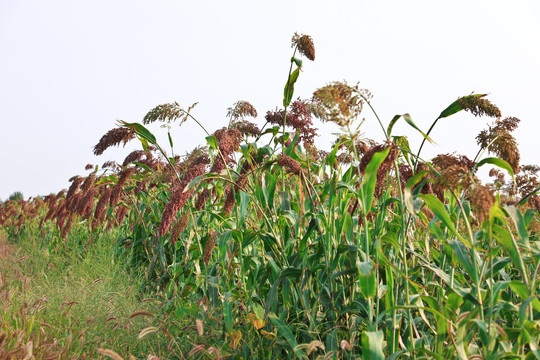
[{"xmin": 292, "ymin": 33, "xmax": 315, "ymax": 61}]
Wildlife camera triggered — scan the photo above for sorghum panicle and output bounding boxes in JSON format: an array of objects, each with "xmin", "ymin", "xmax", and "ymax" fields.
[
  {"xmin": 292, "ymin": 33, "xmax": 315, "ymax": 61},
  {"xmin": 203, "ymin": 230, "xmax": 217, "ymax": 265},
  {"xmin": 93, "ymin": 127, "xmax": 136, "ymax": 156}
]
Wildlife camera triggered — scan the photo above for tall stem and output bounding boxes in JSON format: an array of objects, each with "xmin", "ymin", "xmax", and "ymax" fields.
[
  {"xmin": 414, "ymin": 117, "xmax": 440, "ymax": 171},
  {"xmin": 360, "ymin": 94, "xmax": 389, "ymax": 141},
  {"xmin": 281, "ymin": 47, "xmax": 298, "ymax": 189}
]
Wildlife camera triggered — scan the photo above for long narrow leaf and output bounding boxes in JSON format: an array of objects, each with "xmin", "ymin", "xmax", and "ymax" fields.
[
  {"xmin": 419, "ymin": 194, "xmax": 470, "ymax": 246},
  {"xmin": 404, "ymin": 170, "xmax": 429, "ymax": 215},
  {"xmin": 448, "ymin": 240, "xmax": 478, "ymax": 284},
  {"xmin": 387, "ymin": 113, "xmax": 432, "ymax": 143},
  {"xmin": 359, "ymin": 147, "xmax": 390, "ymax": 215},
  {"xmin": 118, "ymin": 121, "xmax": 157, "ymax": 145},
  {"xmin": 269, "ymin": 313, "xmax": 305, "ymax": 359},
  {"xmin": 283, "ymin": 67, "xmax": 300, "ymax": 107},
  {"xmin": 438, "ymin": 94, "xmax": 487, "ymax": 119},
  {"xmin": 476, "ymin": 157, "xmax": 515, "ymax": 182}
]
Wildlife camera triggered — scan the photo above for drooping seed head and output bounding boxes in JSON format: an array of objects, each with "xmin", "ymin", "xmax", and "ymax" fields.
[
  {"xmin": 457, "ymin": 95, "xmax": 501, "ymax": 118},
  {"xmin": 476, "ymin": 117, "xmax": 521, "ymax": 172},
  {"xmin": 123, "ymin": 150, "xmax": 146, "ymax": 166},
  {"xmin": 80, "ymin": 173, "xmax": 96, "ymax": 193},
  {"xmin": 170, "ymin": 213, "xmax": 189, "ymax": 245},
  {"xmin": 432, "ymin": 153, "xmax": 476, "ymax": 173},
  {"xmin": 231, "ymin": 120, "xmax": 260, "ymax": 137},
  {"xmin": 195, "ymin": 188, "xmax": 210, "ymax": 211},
  {"xmin": 203, "ymin": 230, "xmax": 217, "ymax": 265},
  {"xmin": 469, "ymin": 185, "xmax": 495, "ymax": 223},
  {"xmin": 94, "ymin": 187, "xmax": 112, "ymax": 220},
  {"xmin": 143, "ymin": 101, "xmax": 198, "ymax": 126},
  {"xmin": 66, "ymin": 176, "xmax": 83, "ymax": 200},
  {"xmin": 115, "ymin": 205, "xmax": 128, "ymax": 226},
  {"xmin": 93, "ymin": 127, "xmax": 136, "ymax": 156},
  {"xmin": 159, "ymin": 164, "xmax": 206, "ymax": 237},
  {"xmin": 277, "ymin": 154, "xmax": 303, "ymax": 175},
  {"xmin": 435, "ymin": 164, "xmax": 473, "ymax": 192},
  {"xmin": 312, "ymin": 82, "xmax": 368, "ymax": 127},
  {"xmin": 227, "ymin": 100, "xmax": 258, "ymax": 120},
  {"xmin": 292, "ymin": 33, "xmax": 315, "ymax": 61},
  {"xmin": 223, "ymin": 186, "xmax": 235, "ymax": 215}
]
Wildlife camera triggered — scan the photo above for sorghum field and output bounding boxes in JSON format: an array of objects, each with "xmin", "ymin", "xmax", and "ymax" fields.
[{"xmin": 1, "ymin": 34, "xmax": 540, "ymax": 359}]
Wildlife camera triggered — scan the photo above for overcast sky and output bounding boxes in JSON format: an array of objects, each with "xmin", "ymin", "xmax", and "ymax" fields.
[{"xmin": 1, "ymin": 0, "xmax": 539, "ymax": 200}]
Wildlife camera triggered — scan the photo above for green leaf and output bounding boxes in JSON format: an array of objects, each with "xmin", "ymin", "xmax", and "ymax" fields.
[
  {"xmin": 509, "ymin": 280, "xmax": 528, "ymax": 300},
  {"xmin": 133, "ymin": 161, "xmax": 151, "ymax": 171},
  {"xmin": 393, "ymin": 135, "xmax": 412, "ymax": 164},
  {"xmin": 267, "ymin": 172, "xmax": 277, "ymax": 211},
  {"xmin": 269, "ymin": 313, "xmax": 305, "ymax": 359},
  {"xmin": 238, "ymin": 191, "xmax": 249, "ymax": 227},
  {"xmin": 119, "ymin": 121, "xmax": 157, "ymax": 145},
  {"xmin": 361, "ymin": 330, "xmax": 385, "ymax": 360},
  {"xmin": 448, "ymin": 240, "xmax": 478, "ymax": 284},
  {"xmin": 516, "ymin": 185, "xmax": 540, "ymax": 206},
  {"xmin": 492, "ymin": 223, "xmax": 528, "ymax": 280},
  {"xmin": 168, "ymin": 131, "xmax": 174, "ymax": 149},
  {"xmin": 337, "ymin": 181, "xmax": 357, "ymax": 194},
  {"xmin": 387, "ymin": 115, "xmax": 401, "ymax": 138},
  {"xmin": 505, "ymin": 206, "xmax": 530, "ymax": 249},
  {"xmin": 284, "ymin": 132, "xmax": 300, "ymax": 156},
  {"xmin": 253, "ymin": 303, "xmax": 265, "ymax": 321},
  {"xmin": 357, "ymin": 260, "xmax": 377, "ymax": 298},
  {"xmin": 359, "ymin": 147, "xmax": 390, "ymax": 215},
  {"xmin": 224, "ymin": 291, "xmax": 233, "ymax": 333},
  {"xmin": 388, "ymin": 113, "xmax": 432, "ymax": 143},
  {"xmin": 283, "ymin": 67, "xmax": 300, "ymax": 107},
  {"xmin": 184, "ymin": 174, "xmax": 205, "ymax": 194},
  {"xmin": 265, "ymin": 276, "xmax": 281, "ymax": 316},
  {"xmin": 291, "ymin": 56, "xmax": 303, "ymax": 68},
  {"xmin": 404, "ymin": 170, "xmax": 429, "ymax": 215},
  {"xmin": 489, "ymin": 257, "xmax": 512, "ymax": 276},
  {"xmin": 206, "ymin": 135, "xmax": 218, "ymax": 150},
  {"xmin": 402, "ymin": 113, "xmax": 432, "ymax": 143},
  {"xmin": 140, "ymin": 137, "xmax": 150, "ymax": 152},
  {"xmin": 476, "ymin": 157, "xmax": 515, "ymax": 182},
  {"xmin": 438, "ymin": 94, "xmax": 487, "ymax": 119},
  {"xmin": 208, "ymin": 275, "xmax": 220, "ymax": 307},
  {"xmin": 324, "ymin": 141, "xmax": 340, "ymax": 168},
  {"xmin": 419, "ymin": 194, "xmax": 470, "ymax": 246}
]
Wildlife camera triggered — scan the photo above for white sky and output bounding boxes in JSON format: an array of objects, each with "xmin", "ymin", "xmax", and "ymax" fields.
[{"xmin": 1, "ymin": 0, "xmax": 539, "ymax": 200}]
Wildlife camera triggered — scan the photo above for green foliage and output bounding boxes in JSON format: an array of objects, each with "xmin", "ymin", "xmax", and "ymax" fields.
[{"xmin": 2, "ymin": 34, "xmax": 540, "ymax": 359}]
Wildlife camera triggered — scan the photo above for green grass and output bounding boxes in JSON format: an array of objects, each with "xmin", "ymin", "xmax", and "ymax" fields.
[{"xmin": 0, "ymin": 228, "xmax": 177, "ymax": 359}]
